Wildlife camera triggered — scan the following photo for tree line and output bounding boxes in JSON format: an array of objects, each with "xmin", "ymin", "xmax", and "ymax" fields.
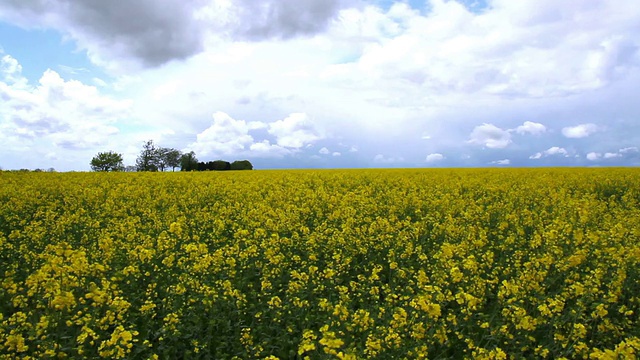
[{"xmin": 90, "ymin": 140, "xmax": 253, "ymax": 172}]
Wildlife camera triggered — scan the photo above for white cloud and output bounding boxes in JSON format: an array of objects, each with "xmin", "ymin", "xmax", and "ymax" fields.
[
  {"xmin": 186, "ymin": 111, "xmax": 327, "ymax": 160},
  {"xmin": 491, "ymin": 159, "xmax": 511, "ymax": 165},
  {"xmin": 187, "ymin": 111, "xmax": 261, "ymax": 157},
  {"xmin": 530, "ymin": 146, "xmax": 569, "ymax": 159},
  {"xmin": 562, "ymin": 123, "xmax": 599, "ymax": 138},
  {"xmin": 373, "ymin": 154, "xmax": 404, "ymax": 164},
  {"xmin": 1, "ymin": 55, "xmax": 26, "ymax": 86},
  {"xmin": 248, "ymin": 140, "xmax": 291, "ymax": 158},
  {"xmin": 586, "ymin": 152, "xmax": 601, "ymax": 161},
  {"xmin": 514, "ymin": 121, "xmax": 546, "ymax": 135},
  {"xmin": 0, "ymin": 62, "xmax": 131, "ymax": 158},
  {"xmin": 468, "ymin": 123, "xmax": 511, "ymax": 149},
  {"xmin": 425, "ymin": 153, "xmax": 444, "ymax": 162},
  {"xmin": 268, "ymin": 113, "xmax": 322, "ymax": 149},
  {"xmin": 587, "ymin": 147, "xmax": 638, "ymax": 161},
  {"xmin": 319, "ymin": 147, "xmax": 330, "ymax": 155},
  {"xmin": 619, "ymin": 147, "xmax": 638, "ymax": 154},
  {"xmin": 332, "ymin": 151, "xmax": 341, "ymax": 157}
]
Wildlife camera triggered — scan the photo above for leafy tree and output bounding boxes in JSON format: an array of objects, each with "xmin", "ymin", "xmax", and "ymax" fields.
[
  {"xmin": 180, "ymin": 151, "xmax": 198, "ymax": 171},
  {"xmin": 136, "ymin": 140, "xmax": 158, "ymax": 172},
  {"xmin": 155, "ymin": 147, "xmax": 171, "ymax": 172},
  {"xmin": 91, "ymin": 151, "xmax": 124, "ymax": 172},
  {"xmin": 164, "ymin": 149, "xmax": 182, "ymax": 171},
  {"xmin": 230, "ymin": 160, "xmax": 253, "ymax": 170},
  {"xmin": 211, "ymin": 160, "xmax": 231, "ymax": 171}
]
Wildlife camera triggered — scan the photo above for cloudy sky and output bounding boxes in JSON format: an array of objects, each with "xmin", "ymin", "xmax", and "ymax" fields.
[{"xmin": 1, "ymin": 0, "xmax": 639, "ymax": 170}]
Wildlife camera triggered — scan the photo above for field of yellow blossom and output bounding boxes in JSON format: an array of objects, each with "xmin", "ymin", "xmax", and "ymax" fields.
[{"xmin": 1, "ymin": 168, "xmax": 639, "ymax": 359}]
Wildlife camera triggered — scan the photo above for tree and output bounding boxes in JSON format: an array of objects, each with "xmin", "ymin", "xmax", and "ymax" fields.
[
  {"xmin": 164, "ymin": 149, "xmax": 182, "ymax": 171},
  {"xmin": 136, "ymin": 140, "xmax": 158, "ymax": 172},
  {"xmin": 211, "ymin": 160, "xmax": 231, "ymax": 171},
  {"xmin": 230, "ymin": 160, "xmax": 253, "ymax": 170},
  {"xmin": 155, "ymin": 147, "xmax": 182, "ymax": 171},
  {"xmin": 180, "ymin": 151, "xmax": 198, "ymax": 171},
  {"xmin": 155, "ymin": 147, "xmax": 170, "ymax": 172},
  {"xmin": 91, "ymin": 151, "xmax": 124, "ymax": 172}
]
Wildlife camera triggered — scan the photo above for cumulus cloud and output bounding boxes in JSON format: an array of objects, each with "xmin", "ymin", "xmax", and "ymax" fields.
[
  {"xmin": 332, "ymin": 151, "xmax": 341, "ymax": 156},
  {"xmin": 490, "ymin": 159, "xmax": 511, "ymax": 165},
  {"xmin": 333, "ymin": 0, "xmax": 640, "ymax": 100},
  {"xmin": 587, "ymin": 147, "xmax": 638, "ymax": 161},
  {"xmin": 187, "ymin": 111, "xmax": 263, "ymax": 157},
  {"xmin": 187, "ymin": 111, "xmax": 324, "ymax": 159},
  {"xmin": 529, "ymin": 146, "xmax": 569, "ymax": 159},
  {"xmin": 0, "ymin": 60, "xmax": 131, "ymax": 151},
  {"xmin": 268, "ymin": 113, "xmax": 322, "ymax": 148},
  {"xmin": 468, "ymin": 123, "xmax": 511, "ymax": 149},
  {"xmin": 425, "ymin": 153, "xmax": 444, "ymax": 162},
  {"xmin": 1, "ymin": 55, "xmax": 26, "ymax": 86},
  {"xmin": 514, "ymin": 121, "xmax": 546, "ymax": 135},
  {"xmin": 562, "ymin": 123, "xmax": 599, "ymax": 138},
  {"xmin": 319, "ymin": 147, "xmax": 330, "ymax": 154},
  {"xmin": 248, "ymin": 140, "xmax": 291, "ymax": 158},
  {"xmin": 586, "ymin": 152, "xmax": 600, "ymax": 161}
]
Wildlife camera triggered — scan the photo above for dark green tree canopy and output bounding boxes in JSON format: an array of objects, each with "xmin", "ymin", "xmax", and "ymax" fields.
[
  {"xmin": 195, "ymin": 159, "xmax": 253, "ymax": 171},
  {"xmin": 180, "ymin": 151, "xmax": 198, "ymax": 171},
  {"xmin": 136, "ymin": 140, "xmax": 183, "ymax": 172},
  {"xmin": 136, "ymin": 140, "xmax": 159, "ymax": 172},
  {"xmin": 90, "ymin": 151, "xmax": 124, "ymax": 172},
  {"xmin": 230, "ymin": 160, "xmax": 253, "ymax": 170},
  {"xmin": 163, "ymin": 149, "xmax": 182, "ymax": 171}
]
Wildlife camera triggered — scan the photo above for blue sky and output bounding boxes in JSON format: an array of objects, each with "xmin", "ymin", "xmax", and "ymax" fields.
[{"xmin": 0, "ymin": 0, "xmax": 639, "ymax": 171}]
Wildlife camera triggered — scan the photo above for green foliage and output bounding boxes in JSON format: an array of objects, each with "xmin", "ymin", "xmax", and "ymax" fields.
[
  {"xmin": 136, "ymin": 141, "xmax": 184, "ymax": 172},
  {"xmin": 211, "ymin": 160, "xmax": 231, "ymax": 171},
  {"xmin": 180, "ymin": 151, "xmax": 198, "ymax": 171},
  {"xmin": 230, "ymin": 160, "xmax": 253, "ymax": 170},
  {"xmin": 136, "ymin": 140, "xmax": 158, "ymax": 172},
  {"xmin": 163, "ymin": 149, "xmax": 182, "ymax": 171},
  {"xmin": 90, "ymin": 151, "xmax": 124, "ymax": 172},
  {"xmin": 155, "ymin": 147, "xmax": 182, "ymax": 172}
]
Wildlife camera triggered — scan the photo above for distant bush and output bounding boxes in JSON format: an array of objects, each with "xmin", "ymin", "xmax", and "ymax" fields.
[
  {"xmin": 230, "ymin": 160, "xmax": 253, "ymax": 171},
  {"xmin": 197, "ymin": 160, "xmax": 252, "ymax": 171}
]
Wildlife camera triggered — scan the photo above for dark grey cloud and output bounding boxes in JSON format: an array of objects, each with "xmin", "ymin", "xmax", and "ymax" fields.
[
  {"xmin": 0, "ymin": 0, "xmax": 357, "ymax": 71},
  {"xmin": 0, "ymin": 0, "xmax": 208, "ymax": 69},
  {"xmin": 232, "ymin": 0, "xmax": 354, "ymax": 40}
]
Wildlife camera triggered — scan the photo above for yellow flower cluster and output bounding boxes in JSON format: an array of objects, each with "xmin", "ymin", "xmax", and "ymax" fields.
[{"xmin": 0, "ymin": 168, "xmax": 639, "ymax": 358}]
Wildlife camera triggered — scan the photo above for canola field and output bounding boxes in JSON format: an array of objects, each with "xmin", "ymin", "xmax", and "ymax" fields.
[{"xmin": 1, "ymin": 168, "xmax": 639, "ymax": 359}]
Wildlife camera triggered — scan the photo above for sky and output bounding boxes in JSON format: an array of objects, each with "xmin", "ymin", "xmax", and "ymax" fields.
[{"xmin": 0, "ymin": 0, "xmax": 639, "ymax": 171}]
